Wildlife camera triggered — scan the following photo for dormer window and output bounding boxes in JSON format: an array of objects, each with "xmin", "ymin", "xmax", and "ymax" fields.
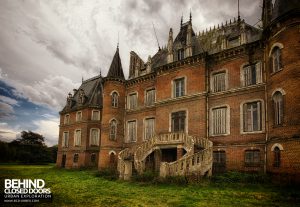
[
  {"xmin": 177, "ymin": 49, "xmax": 184, "ymax": 60},
  {"xmin": 67, "ymin": 93, "xmax": 73, "ymax": 107},
  {"xmin": 78, "ymin": 89, "xmax": 86, "ymax": 104}
]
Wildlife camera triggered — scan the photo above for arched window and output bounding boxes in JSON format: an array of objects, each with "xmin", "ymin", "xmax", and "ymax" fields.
[
  {"xmin": 111, "ymin": 92, "xmax": 118, "ymax": 108},
  {"xmin": 73, "ymin": 153, "xmax": 79, "ymax": 163},
  {"xmin": 109, "ymin": 119, "xmax": 117, "ymax": 140},
  {"xmin": 271, "ymin": 47, "xmax": 282, "ymax": 73},
  {"xmin": 273, "ymin": 147, "xmax": 281, "ymax": 167},
  {"xmin": 109, "ymin": 151, "xmax": 117, "ymax": 168},
  {"xmin": 273, "ymin": 91, "xmax": 284, "ymax": 125}
]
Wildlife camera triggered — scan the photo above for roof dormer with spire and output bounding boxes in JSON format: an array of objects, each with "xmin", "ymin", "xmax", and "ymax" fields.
[{"xmin": 106, "ymin": 45, "xmax": 125, "ymax": 81}]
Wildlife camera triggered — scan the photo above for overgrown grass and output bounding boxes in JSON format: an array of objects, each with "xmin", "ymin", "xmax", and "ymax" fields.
[{"xmin": 0, "ymin": 165, "xmax": 299, "ymax": 207}]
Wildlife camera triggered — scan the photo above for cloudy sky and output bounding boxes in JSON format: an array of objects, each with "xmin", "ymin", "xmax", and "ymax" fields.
[{"xmin": 0, "ymin": 0, "xmax": 262, "ymax": 146}]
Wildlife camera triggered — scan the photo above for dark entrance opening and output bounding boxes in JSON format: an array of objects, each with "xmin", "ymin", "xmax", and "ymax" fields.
[
  {"xmin": 145, "ymin": 151, "xmax": 155, "ymax": 172},
  {"xmin": 161, "ymin": 148, "xmax": 177, "ymax": 163},
  {"xmin": 61, "ymin": 154, "xmax": 66, "ymax": 168}
]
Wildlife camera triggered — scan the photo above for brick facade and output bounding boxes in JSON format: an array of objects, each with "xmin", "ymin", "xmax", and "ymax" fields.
[{"xmin": 56, "ymin": 1, "xmax": 300, "ymax": 180}]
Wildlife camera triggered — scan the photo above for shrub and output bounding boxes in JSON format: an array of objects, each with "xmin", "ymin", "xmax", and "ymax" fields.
[
  {"xmin": 132, "ymin": 171, "xmax": 158, "ymax": 182},
  {"xmin": 95, "ymin": 168, "xmax": 119, "ymax": 180},
  {"xmin": 211, "ymin": 171, "xmax": 271, "ymax": 184}
]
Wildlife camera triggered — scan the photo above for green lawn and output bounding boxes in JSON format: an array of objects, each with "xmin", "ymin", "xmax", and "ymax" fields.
[{"xmin": 0, "ymin": 165, "xmax": 299, "ymax": 207}]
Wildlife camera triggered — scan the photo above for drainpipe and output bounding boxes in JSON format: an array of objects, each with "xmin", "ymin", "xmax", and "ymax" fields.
[
  {"xmin": 263, "ymin": 42, "xmax": 269, "ymax": 174},
  {"xmin": 205, "ymin": 54, "xmax": 209, "ymax": 139}
]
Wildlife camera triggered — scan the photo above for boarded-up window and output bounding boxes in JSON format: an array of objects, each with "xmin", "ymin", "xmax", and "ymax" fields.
[
  {"xmin": 212, "ymin": 107, "xmax": 227, "ymax": 135},
  {"xmin": 62, "ymin": 132, "xmax": 69, "ymax": 147},
  {"xmin": 273, "ymin": 91, "xmax": 284, "ymax": 126},
  {"xmin": 144, "ymin": 118, "xmax": 155, "ymax": 140},
  {"xmin": 73, "ymin": 153, "xmax": 79, "ymax": 163},
  {"xmin": 90, "ymin": 129, "xmax": 99, "ymax": 146},
  {"xmin": 128, "ymin": 121, "xmax": 137, "ymax": 142},
  {"xmin": 171, "ymin": 111, "xmax": 186, "ymax": 132},
  {"xmin": 128, "ymin": 93, "xmax": 137, "ymax": 109},
  {"xmin": 243, "ymin": 101, "xmax": 262, "ymax": 132},
  {"xmin": 74, "ymin": 129, "xmax": 81, "ymax": 146},
  {"xmin": 212, "ymin": 72, "xmax": 226, "ymax": 92},
  {"xmin": 92, "ymin": 110, "xmax": 100, "ymax": 120},
  {"xmin": 245, "ymin": 150, "xmax": 260, "ymax": 166},
  {"xmin": 273, "ymin": 147, "xmax": 281, "ymax": 167},
  {"xmin": 145, "ymin": 89, "xmax": 155, "ymax": 106},
  {"xmin": 174, "ymin": 78, "xmax": 185, "ymax": 97}
]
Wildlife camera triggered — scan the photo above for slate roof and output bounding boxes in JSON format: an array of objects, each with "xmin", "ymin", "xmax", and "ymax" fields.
[
  {"xmin": 107, "ymin": 47, "xmax": 125, "ymax": 79},
  {"xmin": 61, "ymin": 75, "xmax": 103, "ymax": 113},
  {"xmin": 272, "ymin": 0, "xmax": 300, "ymax": 21}
]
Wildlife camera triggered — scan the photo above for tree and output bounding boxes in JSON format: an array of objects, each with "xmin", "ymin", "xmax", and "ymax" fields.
[{"xmin": 12, "ymin": 131, "xmax": 45, "ymax": 146}]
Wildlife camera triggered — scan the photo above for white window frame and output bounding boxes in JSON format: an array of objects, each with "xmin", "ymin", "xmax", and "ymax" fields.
[
  {"xmin": 268, "ymin": 42, "xmax": 284, "ymax": 73},
  {"xmin": 272, "ymin": 90, "xmax": 285, "ymax": 126},
  {"xmin": 240, "ymin": 61, "xmax": 262, "ymax": 87},
  {"xmin": 62, "ymin": 131, "xmax": 69, "ymax": 147},
  {"xmin": 76, "ymin": 111, "xmax": 82, "ymax": 122},
  {"xmin": 240, "ymin": 99, "xmax": 265, "ymax": 134},
  {"xmin": 74, "ymin": 129, "xmax": 81, "ymax": 146},
  {"xmin": 144, "ymin": 117, "xmax": 155, "ymax": 140},
  {"xmin": 210, "ymin": 105, "xmax": 230, "ymax": 136},
  {"xmin": 127, "ymin": 92, "xmax": 138, "ymax": 110},
  {"xmin": 91, "ymin": 110, "xmax": 100, "ymax": 121},
  {"xmin": 127, "ymin": 120, "xmax": 137, "ymax": 143},
  {"xmin": 172, "ymin": 76, "xmax": 186, "ymax": 98},
  {"xmin": 89, "ymin": 128, "xmax": 100, "ymax": 146},
  {"xmin": 210, "ymin": 69, "xmax": 228, "ymax": 93},
  {"xmin": 111, "ymin": 91, "xmax": 119, "ymax": 108},
  {"xmin": 145, "ymin": 88, "xmax": 156, "ymax": 106}
]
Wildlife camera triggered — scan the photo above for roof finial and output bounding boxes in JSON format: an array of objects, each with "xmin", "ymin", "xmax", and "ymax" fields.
[
  {"xmin": 82, "ymin": 76, "xmax": 84, "ymax": 83},
  {"xmin": 99, "ymin": 68, "xmax": 102, "ymax": 77},
  {"xmin": 238, "ymin": 0, "xmax": 241, "ymax": 22},
  {"xmin": 189, "ymin": 9, "xmax": 192, "ymax": 22},
  {"xmin": 117, "ymin": 31, "xmax": 119, "ymax": 50},
  {"xmin": 181, "ymin": 13, "xmax": 183, "ymax": 27}
]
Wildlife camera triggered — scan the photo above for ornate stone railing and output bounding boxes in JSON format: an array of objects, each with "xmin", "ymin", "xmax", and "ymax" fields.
[
  {"xmin": 118, "ymin": 145, "xmax": 138, "ymax": 180},
  {"xmin": 160, "ymin": 138, "xmax": 213, "ymax": 177},
  {"xmin": 134, "ymin": 133, "xmax": 194, "ymax": 173}
]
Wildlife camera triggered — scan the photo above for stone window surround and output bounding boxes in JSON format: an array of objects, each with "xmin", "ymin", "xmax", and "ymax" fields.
[
  {"xmin": 76, "ymin": 111, "xmax": 83, "ymax": 122},
  {"xmin": 268, "ymin": 42, "xmax": 284, "ymax": 74},
  {"xmin": 89, "ymin": 128, "xmax": 100, "ymax": 146},
  {"xmin": 240, "ymin": 99, "xmax": 265, "ymax": 135},
  {"xmin": 240, "ymin": 61, "xmax": 263, "ymax": 87},
  {"xmin": 62, "ymin": 131, "xmax": 69, "ymax": 148},
  {"xmin": 171, "ymin": 76, "xmax": 187, "ymax": 98},
  {"xmin": 168, "ymin": 108, "xmax": 188, "ymax": 134},
  {"xmin": 144, "ymin": 87, "xmax": 156, "ymax": 106},
  {"xmin": 73, "ymin": 128, "xmax": 81, "ymax": 147},
  {"xmin": 109, "ymin": 118, "xmax": 117, "ymax": 141},
  {"xmin": 210, "ymin": 68, "xmax": 228, "ymax": 93},
  {"xmin": 111, "ymin": 90, "xmax": 119, "ymax": 108},
  {"xmin": 127, "ymin": 91, "xmax": 138, "ymax": 110},
  {"xmin": 209, "ymin": 104, "xmax": 231, "ymax": 136},
  {"xmin": 91, "ymin": 110, "xmax": 100, "ymax": 121},
  {"xmin": 143, "ymin": 116, "xmax": 155, "ymax": 141},
  {"xmin": 126, "ymin": 119, "xmax": 137, "ymax": 143}
]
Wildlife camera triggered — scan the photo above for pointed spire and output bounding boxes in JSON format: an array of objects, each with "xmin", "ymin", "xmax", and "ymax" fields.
[
  {"xmin": 107, "ymin": 46, "xmax": 125, "ymax": 79},
  {"xmin": 189, "ymin": 9, "xmax": 192, "ymax": 23},
  {"xmin": 237, "ymin": 0, "xmax": 241, "ymax": 22},
  {"xmin": 181, "ymin": 14, "xmax": 183, "ymax": 27},
  {"xmin": 82, "ymin": 76, "xmax": 84, "ymax": 83}
]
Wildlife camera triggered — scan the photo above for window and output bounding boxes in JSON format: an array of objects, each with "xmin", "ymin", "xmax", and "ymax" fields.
[
  {"xmin": 127, "ymin": 121, "xmax": 137, "ymax": 142},
  {"xmin": 64, "ymin": 114, "xmax": 70, "ymax": 124},
  {"xmin": 173, "ymin": 78, "xmax": 185, "ymax": 97},
  {"xmin": 109, "ymin": 119, "xmax": 117, "ymax": 140},
  {"xmin": 73, "ymin": 153, "xmax": 79, "ymax": 163},
  {"xmin": 74, "ymin": 129, "xmax": 81, "ymax": 146},
  {"xmin": 177, "ymin": 49, "xmax": 184, "ymax": 60},
  {"xmin": 273, "ymin": 147, "xmax": 281, "ymax": 167},
  {"xmin": 271, "ymin": 47, "xmax": 282, "ymax": 73},
  {"xmin": 243, "ymin": 62, "xmax": 262, "ymax": 86},
  {"xmin": 92, "ymin": 110, "xmax": 100, "ymax": 121},
  {"xmin": 213, "ymin": 151, "xmax": 226, "ymax": 173},
  {"xmin": 145, "ymin": 89, "xmax": 155, "ymax": 106},
  {"xmin": 212, "ymin": 72, "xmax": 226, "ymax": 92},
  {"xmin": 111, "ymin": 92, "xmax": 118, "ymax": 108},
  {"xmin": 171, "ymin": 111, "xmax": 186, "ymax": 132},
  {"xmin": 128, "ymin": 93, "xmax": 137, "ymax": 109},
  {"xmin": 144, "ymin": 118, "xmax": 155, "ymax": 140},
  {"xmin": 90, "ymin": 129, "xmax": 99, "ymax": 146},
  {"xmin": 91, "ymin": 153, "xmax": 96, "ymax": 163},
  {"xmin": 212, "ymin": 107, "xmax": 228, "ymax": 135},
  {"xmin": 76, "ymin": 111, "xmax": 82, "ymax": 122},
  {"xmin": 273, "ymin": 91, "xmax": 284, "ymax": 126},
  {"xmin": 244, "ymin": 150, "xmax": 260, "ymax": 166},
  {"xmin": 243, "ymin": 101, "xmax": 262, "ymax": 132},
  {"xmin": 62, "ymin": 132, "xmax": 69, "ymax": 147}
]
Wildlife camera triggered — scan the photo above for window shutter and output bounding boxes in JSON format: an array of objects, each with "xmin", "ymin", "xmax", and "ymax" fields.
[
  {"xmin": 243, "ymin": 104, "xmax": 248, "ymax": 132},
  {"xmin": 257, "ymin": 101, "xmax": 261, "ymax": 131}
]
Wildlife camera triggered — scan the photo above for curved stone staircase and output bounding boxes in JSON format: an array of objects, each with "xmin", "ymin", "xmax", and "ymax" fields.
[{"xmin": 118, "ymin": 133, "xmax": 212, "ymax": 180}]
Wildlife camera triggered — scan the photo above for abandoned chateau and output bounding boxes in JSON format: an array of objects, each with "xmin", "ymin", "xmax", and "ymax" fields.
[{"xmin": 56, "ymin": 0, "xmax": 300, "ymax": 180}]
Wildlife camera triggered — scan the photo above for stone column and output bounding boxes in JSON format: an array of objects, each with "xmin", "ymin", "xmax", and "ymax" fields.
[
  {"xmin": 123, "ymin": 161, "xmax": 132, "ymax": 181},
  {"xmin": 154, "ymin": 148, "xmax": 162, "ymax": 172},
  {"xmin": 177, "ymin": 145, "xmax": 184, "ymax": 160}
]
